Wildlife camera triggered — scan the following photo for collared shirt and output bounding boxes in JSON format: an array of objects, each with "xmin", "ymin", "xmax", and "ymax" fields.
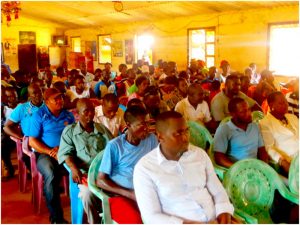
[
  {"xmin": 57, "ymin": 122, "xmax": 113, "ymax": 172},
  {"xmin": 133, "ymin": 144, "xmax": 234, "ymax": 224},
  {"xmin": 211, "ymin": 91, "xmax": 257, "ymax": 122},
  {"xmin": 67, "ymin": 86, "xmax": 91, "ymax": 102},
  {"xmin": 94, "ymin": 105, "xmax": 126, "ymax": 137},
  {"xmin": 99, "ymin": 133, "xmax": 158, "ymax": 189},
  {"xmin": 28, "ymin": 105, "xmax": 75, "ymax": 148},
  {"xmin": 175, "ymin": 98, "xmax": 211, "ymax": 124},
  {"xmin": 213, "ymin": 120, "xmax": 264, "ymax": 161},
  {"xmin": 259, "ymin": 112, "xmax": 299, "ymax": 163},
  {"xmin": 9, "ymin": 101, "xmax": 43, "ymax": 136}
]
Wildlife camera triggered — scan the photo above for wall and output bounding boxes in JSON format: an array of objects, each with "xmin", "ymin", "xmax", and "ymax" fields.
[
  {"xmin": 1, "ymin": 16, "xmax": 64, "ymax": 72},
  {"xmin": 65, "ymin": 5, "xmax": 298, "ymax": 76}
]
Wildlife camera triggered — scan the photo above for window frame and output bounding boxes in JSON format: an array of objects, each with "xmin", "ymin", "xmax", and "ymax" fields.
[
  {"xmin": 70, "ymin": 36, "xmax": 81, "ymax": 53},
  {"xmin": 97, "ymin": 34, "xmax": 112, "ymax": 65},
  {"xmin": 187, "ymin": 26, "xmax": 216, "ymax": 68},
  {"xmin": 267, "ymin": 21, "xmax": 299, "ymax": 77}
]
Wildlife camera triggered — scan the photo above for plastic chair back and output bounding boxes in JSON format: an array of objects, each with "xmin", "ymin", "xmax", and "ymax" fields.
[
  {"xmin": 64, "ymin": 164, "xmax": 85, "ymax": 224},
  {"xmin": 187, "ymin": 121, "xmax": 213, "ymax": 150},
  {"xmin": 10, "ymin": 136, "xmax": 27, "ymax": 193},
  {"xmin": 220, "ymin": 116, "xmax": 232, "ymax": 125},
  {"xmin": 251, "ymin": 111, "xmax": 264, "ymax": 123},
  {"xmin": 88, "ymin": 151, "xmax": 113, "ymax": 224},
  {"xmin": 223, "ymin": 159, "xmax": 298, "ymax": 223},
  {"xmin": 289, "ymin": 153, "xmax": 299, "ymax": 195}
]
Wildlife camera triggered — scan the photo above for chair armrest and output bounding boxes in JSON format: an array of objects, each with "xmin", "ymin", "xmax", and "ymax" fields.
[{"xmin": 234, "ymin": 208, "xmax": 258, "ymax": 224}]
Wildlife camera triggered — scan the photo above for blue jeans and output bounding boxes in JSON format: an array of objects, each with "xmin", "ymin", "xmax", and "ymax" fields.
[{"xmin": 36, "ymin": 153, "xmax": 64, "ymax": 221}]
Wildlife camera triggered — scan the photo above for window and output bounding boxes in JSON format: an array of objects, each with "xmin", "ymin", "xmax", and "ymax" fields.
[
  {"xmin": 71, "ymin": 37, "xmax": 81, "ymax": 52},
  {"xmin": 98, "ymin": 34, "xmax": 112, "ymax": 64},
  {"xmin": 268, "ymin": 23, "xmax": 299, "ymax": 77},
  {"xmin": 188, "ymin": 27, "xmax": 215, "ymax": 68},
  {"xmin": 137, "ymin": 34, "xmax": 154, "ymax": 65}
]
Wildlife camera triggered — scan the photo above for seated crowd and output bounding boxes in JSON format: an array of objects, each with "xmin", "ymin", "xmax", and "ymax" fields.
[{"xmin": 1, "ymin": 58, "xmax": 299, "ymax": 224}]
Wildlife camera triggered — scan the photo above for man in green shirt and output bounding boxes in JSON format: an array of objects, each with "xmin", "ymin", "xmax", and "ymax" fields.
[{"xmin": 58, "ymin": 98, "xmax": 113, "ymax": 223}]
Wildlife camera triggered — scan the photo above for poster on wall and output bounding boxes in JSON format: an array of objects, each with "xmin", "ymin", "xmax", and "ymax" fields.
[
  {"xmin": 19, "ymin": 31, "xmax": 36, "ymax": 44},
  {"xmin": 3, "ymin": 38, "xmax": 17, "ymax": 57},
  {"xmin": 112, "ymin": 40, "xmax": 123, "ymax": 57},
  {"xmin": 85, "ymin": 41, "xmax": 97, "ymax": 61},
  {"xmin": 125, "ymin": 39, "xmax": 134, "ymax": 64}
]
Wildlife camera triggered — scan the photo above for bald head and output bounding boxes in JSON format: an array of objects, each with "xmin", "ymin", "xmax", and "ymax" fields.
[{"xmin": 77, "ymin": 98, "xmax": 93, "ymax": 113}]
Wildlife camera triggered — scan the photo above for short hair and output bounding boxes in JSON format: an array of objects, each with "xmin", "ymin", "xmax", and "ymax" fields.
[
  {"xmin": 118, "ymin": 64, "xmax": 127, "ymax": 72},
  {"xmin": 156, "ymin": 111, "xmax": 183, "ymax": 133},
  {"xmin": 164, "ymin": 76, "xmax": 178, "ymax": 86},
  {"xmin": 127, "ymin": 98, "xmax": 144, "ymax": 108},
  {"xmin": 240, "ymin": 75, "xmax": 250, "ymax": 82},
  {"xmin": 103, "ymin": 93, "xmax": 119, "ymax": 105},
  {"xmin": 144, "ymin": 85, "xmax": 160, "ymax": 99},
  {"xmin": 228, "ymin": 97, "xmax": 247, "ymax": 113},
  {"xmin": 52, "ymin": 81, "xmax": 66, "ymax": 94},
  {"xmin": 124, "ymin": 105, "xmax": 147, "ymax": 124},
  {"xmin": 187, "ymin": 83, "xmax": 202, "ymax": 96},
  {"xmin": 211, "ymin": 80, "xmax": 221, "ymax": 91},
  {"xmin": 56, "ymin": 66, "xmax": 64, "ymax": 73},
  {"xmin": 74, "ymin": 74, "xmax": 84, "ymax": 82},
  {"xmin": 135, "ymin": 75, "xmax": 148, "ymax": 87},
  {"xmin": 225, "ymin": 74, "xmax": 239, "ymax": 85},
  {"xmin": 4, "ymin": 86, "xmax": 17, "ymax": 93},
  {"xmin": 267, "ymin": 91, "xmax": 284, "ymax": 105}
]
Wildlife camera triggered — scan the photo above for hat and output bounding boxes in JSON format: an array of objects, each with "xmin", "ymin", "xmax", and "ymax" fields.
[
  {"xmin": 43, "ymin": 88, "xmax": 62, "ymax": 100},
  {"xmin": 220, "ymin": 60, "xmax": 229, "ymax": 68}
]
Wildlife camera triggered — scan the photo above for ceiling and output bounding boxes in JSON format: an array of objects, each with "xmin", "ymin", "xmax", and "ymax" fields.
[{"xmin": 18, "ymin": 1, "xmax": 299, "ymax": 29}]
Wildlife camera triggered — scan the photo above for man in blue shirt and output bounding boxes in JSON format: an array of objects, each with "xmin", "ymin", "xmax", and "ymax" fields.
[
  {"xmin": 4, "ymin": 84, "xmax": 43, "ymax": 139},
  {"xmin": 28, "ymin": 88, "xmax": 75, "ymax": 224},
  {"xmin": 213, "ymin": 97, "xmax": 269, "ymax": 168},
  {"xmin": 96, "ymin": 105, "xmax": 158, "ymax": 201}
]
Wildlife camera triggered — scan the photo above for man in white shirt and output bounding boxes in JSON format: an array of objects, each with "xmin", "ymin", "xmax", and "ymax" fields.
[
  {"xmin": 133, "ymin": 111, "xmax": 234, "ymax": 224},
  {"xmin": 94, "ymin": 93, "xmax": 126, "ymax": 137},
  {"xmin": 175, "ymin": 83, "xmax": 216, "ymax": 132}
]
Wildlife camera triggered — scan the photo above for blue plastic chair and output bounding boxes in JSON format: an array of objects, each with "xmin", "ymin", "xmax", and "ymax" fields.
[{"xmin": 63, "ymin": 164, "xmax": 85, "ymax": 224}]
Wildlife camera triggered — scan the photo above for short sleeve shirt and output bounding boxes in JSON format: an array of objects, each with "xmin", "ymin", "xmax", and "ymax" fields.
[
  {"xmin": 27, "ymin": 105, "xmax": 75, "ymax": 148},
  {"xmin": 213, "ymin": 120, "xmax": 264, "ymax": 161},
  {"xmin": 99, "ymin": 133, "xmax": 158, "ymax": 189}
]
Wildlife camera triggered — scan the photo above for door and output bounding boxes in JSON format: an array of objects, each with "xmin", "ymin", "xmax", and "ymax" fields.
[{"xmin": 18, "ymin": 44, "xmax": 37, "ymax": 73}]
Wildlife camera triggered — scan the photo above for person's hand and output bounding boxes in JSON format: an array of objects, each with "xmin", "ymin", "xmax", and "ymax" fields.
[
  {"xmin": 279, "ymin": 158, "xmax": 290, "ymax": 174},
  {"xmin": 126, "ymin": 190, "xmax": 136, "ymax": 201},
  {"xmin": 217, "ymin": 213, "xmax": 232, "ymax": 224},
  {"xmin": 48, "ymin": 146, "xmax": 59, "ymax": 159},
  {"xmin": 71, "ymin": 167, "xmax": 83, "ymax": 184}
]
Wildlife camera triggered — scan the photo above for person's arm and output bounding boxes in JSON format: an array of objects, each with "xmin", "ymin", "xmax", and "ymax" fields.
[
  {"xmin": 211, "ymin": 96, "xmax": 225, "ymax": 123},
  {"xmin": 96, "ymin": 172, "xmax": 136, "ymax": 201},
  {"xmin": 214, "ymin": 152, "xmax": 234, "ymax": 168},
  {"xmin": 65, "ymin": 156, "xmax": 82, "ymax": 184},
  {"xmin": 3, "ymin": 119, "xmax": 23, "ymax": 140},
  {"xmin": 29, "ymin": 137, "xmax": 58, "ymax": 158},
  {"xmin": 257, "ymin": 146, "xmax": 269, "ymax": 164},
  {"xmin": 204, "ymin": 152, "xmax": 234, "ymax": 221}
]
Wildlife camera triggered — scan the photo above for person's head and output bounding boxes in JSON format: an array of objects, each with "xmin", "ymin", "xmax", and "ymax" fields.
[
  {"xmin": 135, "ymin": 75, "xmax": 149, "ymax": 94},
  {"xmin": 249, "ymin": 63, "xmax": 256, "ymax": 72},
  {"xmin": 156, "ymin": 111, "xmax": 189, "ymax": 157},
  {"xmin": 94, "ymin": 68, "xmax": 102, "ymax": 81},
  {"xmin": 137, "ymin": 59, "xmax": 144, "ymax": 67},
  {"xmin": 56, "ymin": 66, "xmax": 65, "ymax": 78},
  {"xmin": 45, "ymin": 70, "xmax": 53, "ymax": 86},
  {"xmin": 127, "ymin": 68, "xmax": 136, "ymax": 80},
  {"xmin": 143, "ymin": 86, "xmax": 161, "ymax": 111},
  {"xmin": 28, "ymin": 83, "xmax": 43, "ymax": 106},
  {"xmin": 102, "ymin": 70, "xmax": 111, "ymax": 82},
  {"xmin": 228, "ymin": 97, "xmax": 252, "ymax": 124},
  {"xmin": 104, "ymin": 62, "xmax": 112, "ymax": 72},
  {"xmin": 267, "ymin": 91, "xmax": 288, "ymax": 116},
  {"xmin": 208, "ymin": 66, "xmax": 217, "ymax": 80},
  {"xmin": 52, "ymin": 81, "xmax": 67, "ymax": 95},
  {"xmin": 74, "ymin": 75, "xmax": 85, "ymax": 92},
  {"xmin": 225, "ymin": 74, "xmax": 241, "ymax": 96},
  {"xmin": 261, "ymin": 69, "xmax": 274, "ymax": 83},
  {"xmin": 178, "ymin": 70, "xmax": 189, "ymax": 81},
  {"xmin": 220, "ymin": 60, "xmax": 230, "ymax": 76},
  {"xmin": 32, "ymin": 78, "xmax": 46, "ymax": 90},
  {"xmin": 149, "ymin": 65, "xmax": 155, "ymax": 75},
  {"xmin": 44, "ymin": 88, "xmax": 64, "ymax": 112},
  {"xmin": 77, "ymin": 98, "xmax": 95, "ymax": 125},
  {"xmin": 1, "ymin": 67, "xmax": 10, "ymax": 81},
  {"xmin": 4, "ymin": 86, "xmax": 18, "ymax": 108},
  {"xmin": 244, "ymin": 67, "xmax": 253, "ymax": 79},
  {"xmin": 240, "ymin": 75, "xmax": 250, "ymax": 94},
  {"xmin": 127, "ymin": 98, "xmax": 146, "ymax": 109},
  {"xmin": 68, "ymin": 69, "xmax": 79, "ymax": 86},
  {"xmin": 211, "ymin": 80, "xmax": 221, "ymax": 91},
  {"xmin": 79, "ymin": 62, "xmax": 87, "ymax": 74},
  {"xmin": 102, "ymin": 93, "xmax": 119, "ymax": 119},
  {"xmin": 124, "ymin": 105, "xmax": 149, "ymax": 140},
  {"xmin": 118, "ymin": 64, "xmax": 127, "ymax": 74},
  {"xmin": 162, "ymin": 76, "xmax": 178, "ymax": 94},
  {"xmin": 187, "ymin": 83, "xmax": 205, "ymax": 106},
  {"xmin": 178, "ymin": 78, "xmax": 188, "ymax": 97}
]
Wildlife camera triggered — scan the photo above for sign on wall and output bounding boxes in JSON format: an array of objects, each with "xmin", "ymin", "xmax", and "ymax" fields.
[
  {"xmin": 125, "ymin": 39, "xmax": 134, "ymax": 64},
  {"xmin": 112, "ymin": 40, "xmax": 123, "ymax": 57},
  {"xmin": 19, "ymin": 31, "xmax": 36, "ymax": 44}
]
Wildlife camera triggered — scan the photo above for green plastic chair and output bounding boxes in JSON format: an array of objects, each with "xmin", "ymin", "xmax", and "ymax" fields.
[
  {"xmin": 251, "ymin": 111, "xmax": 264, "ymax": 123},
  {"xmin": 288, "ymin": 153, "xmax": 299, "ymax": 195},
  {"xmin": 187, "ymin": 121, "xmax": 227, "ymax": 180},
  {"xmin": 88, "ymin": 151, "xmax": 115, "ymax": 224},
  {"xmin": 220, "ymin": 116, "xmax": 232, "ymax": 125},
  {"xmin": 223, "ymin": 159, "xmax": 299, "ymax": 224}
]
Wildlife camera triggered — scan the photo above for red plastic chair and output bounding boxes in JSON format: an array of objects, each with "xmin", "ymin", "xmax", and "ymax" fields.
[
  {"xmin": 10, "ymin": 136, "xmax": 27, "ymax": 193},
  {"xmin": 22, "ymin": 136, "xmax": 69, "ymax": 214}
]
